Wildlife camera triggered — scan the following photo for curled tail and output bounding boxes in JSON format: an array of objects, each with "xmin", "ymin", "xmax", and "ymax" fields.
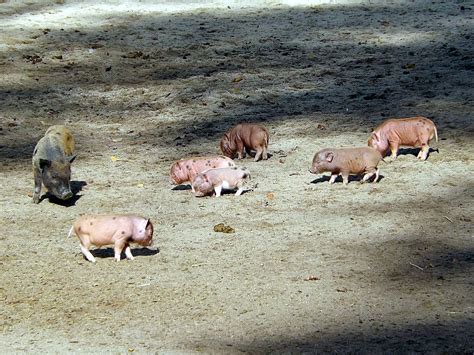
[
  {"xmin": 67, "ymin": 225, "xmax": 74, "ymax": 238},
  {"xmin": 262, "ymin": 126, "xmax": 270, "ymax": 146}
]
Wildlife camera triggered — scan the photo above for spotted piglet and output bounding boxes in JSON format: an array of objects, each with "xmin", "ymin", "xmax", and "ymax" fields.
[
  {"xmin": 368, "ymin": 116, "xmax": 438, "ymax": 160},
  {"xmin": 169, "ymin": 155, "xmax": 235, "ymax": 191},
  {"xmin": 69, "ymin": 215, "xmax": 154, "ymax": 262},
  {"xmin": 192, "ymin": 167, "xmax": 251, "ymax": 197}
]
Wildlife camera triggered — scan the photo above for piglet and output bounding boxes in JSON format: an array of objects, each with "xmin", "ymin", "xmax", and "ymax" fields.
[
  {"xmin": 368, "ymin": 116, "xmax": 438, "ymax": 160},
  {"xmin": 192, "ymin": 167, "xmax": 251, "ymax": 197},
  {"xmin": 220, "ymin": 123, "xmax": 269, "ymax": 161},
  {"xmin": 169, "ymin": 155, "xmax": 235, "ymax": 190},
  {"xmin": 32, "ymin": 125, "xmax": 76, "ymax": 204},
  {"xmin": 310, "ymin": 147, "xmax": 382, "ymax": 185},
  {"xmin": 68, "ymin": 214, "xmax": 154, "ymax": 262}
]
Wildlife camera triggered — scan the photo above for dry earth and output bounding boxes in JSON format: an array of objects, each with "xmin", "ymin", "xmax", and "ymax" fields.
[{"xmin": 0, "ymin": 0, "xmax": 473, "ymax": 353}]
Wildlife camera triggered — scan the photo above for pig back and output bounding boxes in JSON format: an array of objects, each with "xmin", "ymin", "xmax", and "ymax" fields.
[
  {"xmin": 34, "ymin": 125, "xmax": 75, "ymax": 162},
  {"xmin": 75, "ymin": 215, "xmax": 134, "ymax": 244},
  {"xmin": 234, "ymin": 123, "xmax": 268, "ymax": 146},
  {"xmin": 171, "ymin": 156, "xmax": 235, "ymax": 184},
  {"xmin": 334, "ymin": 147, "xmax": 381, "ymax": 173},
  {"xmin": 204, "ymin": 166, "xmax": 249, "ymax": 182},
  {"xmin": 374, "ymin": 117, "xmax": 434, "ymax": 146}
]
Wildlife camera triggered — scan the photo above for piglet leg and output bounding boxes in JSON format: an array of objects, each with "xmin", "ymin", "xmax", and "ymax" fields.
[
  {"xmin": 236, "ymin": 141, "xmax": 245, "ymax": 159},
  {"xmin": 235, "ymin": 181, "xmax": 244, "ymax": 196},
  {"xmin": 418, "ymin": 145, "xmax": 429, "ymax": 160},
  {"xmin": 362, "ymin": 168, "xmax": 379, "ymax": 183},
  {"xmin": 214, "ymin": 184, "xmax": 223, "ymax": 197},
  {"xmin": 113, "ymin": 240, "xmax": 127, "ymax": 261},
  {"xmin": 124, "ymin": 244, "xmax": 135, "ymax": 260},
  {"xmin": 32, "ymin": 170, "xmax": 42, "ymax": 204},
  {"xmin": 254, "ymin": 148, "xmax": 262, "ymax": 162},
  {"xmin": 389, "ymin": 143, "xmax": 399, "ymax": 160},
  {"xmin": 80, "ymin": 243, "xmax": 96, "ymax": 263},
  {"xmin": 342, "ymin": 173, "xmax": 349, "ymax": 185}
]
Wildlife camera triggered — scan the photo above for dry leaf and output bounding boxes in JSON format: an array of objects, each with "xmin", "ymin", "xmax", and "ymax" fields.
[
  {"xmin": 213, "ymin": 223, "xmax": 235, "ymax": 233},
  {"xmin": 232, "ymin": 75, "xmax": 243, "ymax": 83}
]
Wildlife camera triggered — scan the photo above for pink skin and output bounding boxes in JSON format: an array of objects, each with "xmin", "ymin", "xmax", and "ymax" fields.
[
  {"xmin": 192, "ymin": 167, "xmax": 251, "ymax": 197},
  {"xmin": 368, "ymin": 116, "xmax": 438, "ymax": 161},
  {"xmin": 169, "ymin": 156, "xmax": 235, "ymax": 191},
  {"xmin": 310, "ymin": 147, "xmax": 382, "ymax": 185},
  {"xmin": 69, "ymin": 215, "xmax": 154, "ymax": 262},
  {"xmin": 220, "ymin": 123, "xmax": 269, "ymax": 161}
]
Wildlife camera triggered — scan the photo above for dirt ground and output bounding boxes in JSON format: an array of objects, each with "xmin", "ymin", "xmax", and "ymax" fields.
[{"xmin": 1, "ymin": 0, "xmax": 473, "ymax": 353}]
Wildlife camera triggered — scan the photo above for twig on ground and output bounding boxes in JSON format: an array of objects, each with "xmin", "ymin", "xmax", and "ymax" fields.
[{"xmin": 409, "ymin": 262, "xmax": 424, "ymax": 271}]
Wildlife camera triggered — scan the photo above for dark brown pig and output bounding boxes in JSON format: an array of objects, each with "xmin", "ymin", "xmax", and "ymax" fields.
[
  {"xmin": 192, "ymin": 167, "xmax": 251, "ymax": 197},
  {"xmin": 68, "ymin": 214, "xmax": 154, "ymax": 262},
  {"xmin": 220, "ymin": 123, "xmax": 269, "ymax": 161},
  {"xmin": 368, "ymin": 116, "xmax": 438, "ymax": 160},
  {"xmin": 310, "ymin": 147, "xmax": 382, "ymax": 185},
  {"xmin": 169, "ymin": 155, "xmax": 236, "ymax": 190},
  {"xmin": 32, "ymin": 125, "xmax": 76, "ymax": 204}
]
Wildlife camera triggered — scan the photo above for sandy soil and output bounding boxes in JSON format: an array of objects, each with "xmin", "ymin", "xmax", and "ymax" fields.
[{"xmin": 1, "ymin": 0, "xmax": 473, "ymax": 353}]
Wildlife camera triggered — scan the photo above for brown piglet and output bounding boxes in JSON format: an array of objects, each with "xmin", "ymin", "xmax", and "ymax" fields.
[
  {"xmin": 310, "ymin": 147, "xmax": 383, "ymax": 185},
  {"xmin": 68, "ymin": 215, "xmax": 154, "ymax": 262},
  {"xmin": 220, "ymin": 123, "xmax": 269, "ymax": 161},
  {"xmin": 368, "ymin": 116, "xmax": 438, "ymax": 160}
]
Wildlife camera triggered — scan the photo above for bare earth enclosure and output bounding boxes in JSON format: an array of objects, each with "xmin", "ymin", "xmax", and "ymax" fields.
[{"xmin": 0, "ymin": 0, "xmax": 473, "ymax": 353}]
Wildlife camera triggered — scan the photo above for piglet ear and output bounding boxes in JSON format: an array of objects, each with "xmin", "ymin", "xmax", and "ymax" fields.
[
  {"xmin": 325, "ymin": 152, "xmax": 334, "ymax": 162},
  {"xmin": 139, "ymin": 218, "xmax": 149, "ymax": 233}
]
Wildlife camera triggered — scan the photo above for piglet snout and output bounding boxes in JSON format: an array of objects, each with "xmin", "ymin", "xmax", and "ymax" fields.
[{"xmin": 60, "ymin": 189, "xmax": 73, "ymax": 200}]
